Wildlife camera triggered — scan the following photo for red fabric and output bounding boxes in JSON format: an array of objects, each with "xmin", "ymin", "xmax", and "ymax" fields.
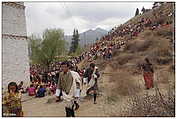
[
  {"xmin": 143, "ymin": 72, "xmax": 154, "ymax": 89},
  {"xmin": 28, "ymin": 87, "xmax": 36, "ymax": 96}
]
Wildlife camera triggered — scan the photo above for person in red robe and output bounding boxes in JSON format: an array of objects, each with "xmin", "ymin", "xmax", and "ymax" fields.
[{"xmin": 141, "ymin": 58, "xmax": 154, "ymax": 89}]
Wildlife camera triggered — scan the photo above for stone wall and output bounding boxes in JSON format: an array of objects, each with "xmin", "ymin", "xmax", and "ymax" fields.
[
  {"xmin": 2, "ymin": 3, "xmax": 26, "ymax": 36},
  {"xmin": 2, "ymin": 2, "xmax": 30, "ymax": 90},
  {"xmin": 2, "ymin": 37, "xmax": 30, "ymax": 90}
]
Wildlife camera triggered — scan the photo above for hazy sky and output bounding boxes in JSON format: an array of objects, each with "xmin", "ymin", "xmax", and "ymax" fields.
[{"xmin": 25, "ymin": 2, "xmax": 153, "ymax": 36}]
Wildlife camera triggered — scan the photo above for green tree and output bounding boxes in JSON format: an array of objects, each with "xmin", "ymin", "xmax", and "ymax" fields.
[
  {"xmin": 75, "ymin": 45, "xmax": 84, "ymax": 55},
  {"xmin": 135, "ymin": 8, "xmax": 139, "ymax": 16},
  {"xmin": 29, "ymin": 28, "xmax": 66, "ymax": 70},
  {"xmin": 69, "ymin": 45, "xmax": 85, "ymax": 57},
  {"xmin": 69, "ymin": 29, "xmax": 80, "ymax": 54}
]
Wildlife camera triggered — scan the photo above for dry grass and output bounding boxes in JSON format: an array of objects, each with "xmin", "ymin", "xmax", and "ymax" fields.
[
  {"xmin": 156, "ymin": 56, "xmax": 172, "ymax": 65},
  {"xmin": 108, "ymin": 53, "xmax": 131, "ymax": 69},
  {"xmin": 125, "ymin": 40, "xmax": 150, "ymax": 53},
  {"xmin": 117, "ymin": 53, "xmax": 135, "ymax": 65},
  {"xmin": 139, "ymin": 30, "xmax": 153, "ymax": 39},
  {"xmin": 168, "ymin": 64, "xmax": 175, "ymax": 72},
  {"xmin": 147, "ymin": 37, "xmax": 172, "ymax": 65},
  {"xmin": 126, "ymin": 28, "xmax": 173, "ymax": 66},
  {"xmin": 109, "ymin": 72, "xmax": 140, "ymax": 97},
  {"xmin": 119, "ymin": 70, "xmax": 175, "ymax": 117},
  {"xmin": 155, "ymin": 26, "xmax": 173, "ymax": 38},
  {"xmin": 125, "ymin": 30, "xmax": 156, "ymax": 54},
  {"xmin": 158, "ymin": 70, "xmax": 175, "ymax": 87},
  {"xmin": 95, "ymin": 58, "xmax": 107, "ymax": 71},
  {"xmin": 123, "ymin": 91, "xmax": 175, "ymax": 117}
]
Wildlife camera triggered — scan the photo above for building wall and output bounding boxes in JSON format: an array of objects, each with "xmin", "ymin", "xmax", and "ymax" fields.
[
  {"xmin": 2, "ymin": 3, "xmax": 26, "ymax": 36},
  {"xmin": 2, "ymin": 2, "xmax": 30, "ymax": 90}
]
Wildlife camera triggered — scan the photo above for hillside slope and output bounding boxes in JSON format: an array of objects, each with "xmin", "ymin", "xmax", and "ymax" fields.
[{"xmin": 77, "ymin": 2, "xmax": 175, "ymax": 116}]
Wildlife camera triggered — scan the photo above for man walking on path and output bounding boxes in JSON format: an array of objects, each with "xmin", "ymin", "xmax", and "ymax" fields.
[{"xmin": 55, "ymin": 61, "xmax": 81, "ymax": 117}]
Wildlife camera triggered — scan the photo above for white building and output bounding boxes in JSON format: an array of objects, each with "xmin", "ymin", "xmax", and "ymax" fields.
[{"xmin": 2, "ymin": 2, "xmax": 30, "ymax": 90}]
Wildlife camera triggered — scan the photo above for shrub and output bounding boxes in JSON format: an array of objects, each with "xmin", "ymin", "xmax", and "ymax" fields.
[
  {"xmin": 117, "ymin": 53, "xmax": 135, "ymax": 65},
  {"xmin": 155, "ymin": 27, "xmax": 173, "ymax": 37},
  {"xmin": 156, "ymin": 56, "xmax": 172, "ymax": 65},
  {"xmin": 125, "ymin": 40, "xmax": 153, "ymax": 53},
  {"xmin": 143, "ymin": 30, "xmax": 153, "ymax": 37}
]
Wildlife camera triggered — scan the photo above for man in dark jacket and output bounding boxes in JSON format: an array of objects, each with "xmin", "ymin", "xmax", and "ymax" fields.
[{"xmin": 83, "ymin": 63, "xmax": 100, "ymax": 104}]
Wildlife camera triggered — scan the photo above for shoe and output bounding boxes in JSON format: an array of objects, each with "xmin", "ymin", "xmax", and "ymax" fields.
[{"xmin": 94, "ymin": 102, "xmax": 97, "ymax": 104}]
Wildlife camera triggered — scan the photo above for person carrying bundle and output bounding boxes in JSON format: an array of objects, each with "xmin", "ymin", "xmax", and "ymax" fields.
[{"xmin": 83, "ymin": 63, "xmax": 100, "ymax": 104}]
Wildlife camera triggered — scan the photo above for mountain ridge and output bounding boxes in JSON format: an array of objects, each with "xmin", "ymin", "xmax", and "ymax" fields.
[{"xmin": 64, "ymin": 27, "xmax": 107, "ymax": 49}]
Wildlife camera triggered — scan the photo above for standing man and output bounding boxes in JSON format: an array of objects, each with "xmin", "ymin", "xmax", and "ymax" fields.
[
  {"xmin": 83, "ymin": 63, "xmax": 100, "ymax": 104},
  {"xmin": 55, "ymin": 61, "xmax": 81, "ymax": 117}
]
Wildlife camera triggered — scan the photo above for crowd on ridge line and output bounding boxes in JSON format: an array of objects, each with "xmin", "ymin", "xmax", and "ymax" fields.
[
  {"xmin": 85, "ymin": 14, "xmax": 172, "ymax": 62},
  {"xmin": 86, "ymin": 3, "xmax": 173, "ymax": 62}
]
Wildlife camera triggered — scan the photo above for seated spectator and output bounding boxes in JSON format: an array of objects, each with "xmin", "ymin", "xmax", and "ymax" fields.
[
  {"xmin": 36, "ymin": 85, "xmax": 46, "ymax": 98},
  {"xmin": 28, "ymin": 84, "xmax": 36, "ymax": 96}
]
